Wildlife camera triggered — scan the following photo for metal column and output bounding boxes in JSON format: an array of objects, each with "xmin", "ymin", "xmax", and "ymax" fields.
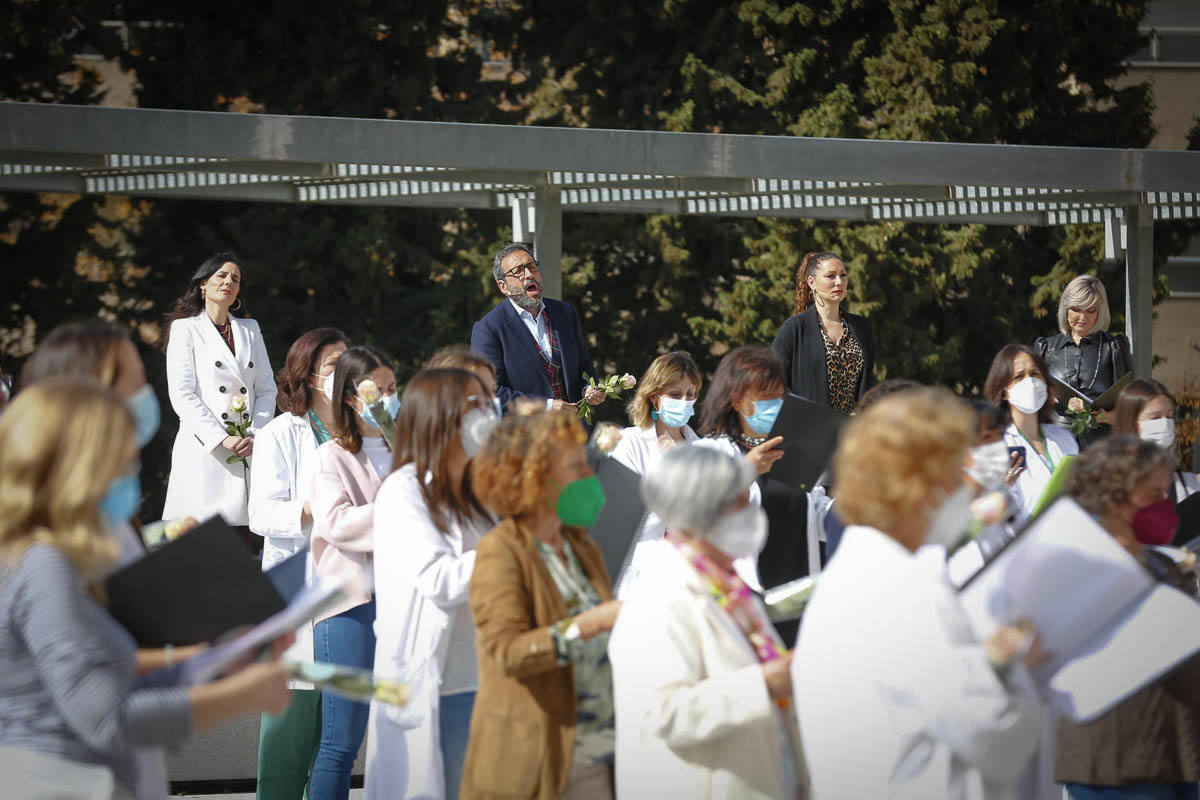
[
  {"xmin": 533, "ymin": 184, "xmax": 563, "ymax": 299},
  {"xmin": 1124, "ymin": 204, "xmax": 1154, "ymax": 377}
]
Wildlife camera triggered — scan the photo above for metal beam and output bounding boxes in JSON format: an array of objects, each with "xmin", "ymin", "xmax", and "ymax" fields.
[
  {"xmin": 1125, "ymin": 204, "xmax": 1155, "ymax": 377},
  {"xmin": 0, "ymin": 101, "xmax": 1160, "ymax": 191}
]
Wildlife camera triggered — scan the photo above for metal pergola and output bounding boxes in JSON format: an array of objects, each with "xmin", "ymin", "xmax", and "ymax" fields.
[{"xmin": 3, "ymin": 101, "xmax": 1200, "ymax": 375}]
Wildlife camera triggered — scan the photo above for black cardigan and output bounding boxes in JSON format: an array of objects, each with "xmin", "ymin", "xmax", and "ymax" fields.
[{"xmin": 771, "ymin": 306, "xmax": 875, "ymax": 406}]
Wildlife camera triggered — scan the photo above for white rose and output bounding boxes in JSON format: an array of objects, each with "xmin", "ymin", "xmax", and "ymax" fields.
[
  {"xmin": 619, "ymin": 373, "xmax": 637, "ymax": 390},
  {"xmin": 357, "ymin": 379, "xmax": 380, "ymax": 405}
]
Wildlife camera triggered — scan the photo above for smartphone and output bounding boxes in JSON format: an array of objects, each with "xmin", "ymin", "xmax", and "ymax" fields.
[{"xmin": 1007, "ymin": 445, "xmax": 1027, "ymax": 472}]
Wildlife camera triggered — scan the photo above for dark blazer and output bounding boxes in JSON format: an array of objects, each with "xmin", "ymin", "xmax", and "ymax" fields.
[
  {"xmin": 771, "ymin": 306, "xmax": 875, "ymax": 406},
  {"xmin": 470, "ymin": 298, "xmax": 597, "ymax": 407},
  {"xmin": 1034, "ymin": 331, "xmax": 1131, "ymax": 403}
]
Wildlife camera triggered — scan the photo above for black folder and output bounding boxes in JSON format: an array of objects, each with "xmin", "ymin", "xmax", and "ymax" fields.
[
  {"xmin": 587, "ymin": 456, "xmax": 650, "ymax": 584},
  {"xmin": 1050, "ymin": 372, "xmax": 1133, "ymax": 411},
  {"xmin": 1176, "ymin": 492, "xmax": 1200, "ymax": 547},
  {"xmin": 767, "ymin": 393, "xmax": 848, "ymax": 490},
  {"xmin": 104, "ymin": 515, "xmax": 287, "ymax": 647}
]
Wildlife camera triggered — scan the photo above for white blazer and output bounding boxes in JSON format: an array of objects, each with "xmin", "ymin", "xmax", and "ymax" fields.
[
  {"xmin": 365, "ymin": 464, "xmax": 492, "ymax": 800},
  {"xmin": 248, "ymin": 411, "xmax": 320, "ymax": 680},
  {"xmin": 793, "ymin": 525, "xmax": 1041, "ymax": 800},
  {"xmin": 1002, "ymin": 423, "xmax": 1079, "ymax": 522},
  {"xmin": 609, "ymin": 539, "xmax": 808, "ymax": 800},
  {"xmin": 163, "ymin": 312, "xmax": 276, "ymax": 526}
]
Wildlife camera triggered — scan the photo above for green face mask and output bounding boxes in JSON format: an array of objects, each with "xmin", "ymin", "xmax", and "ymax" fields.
[{"xmin": 551, "ymin": 475, "xmax": 607, "ymax": 528}]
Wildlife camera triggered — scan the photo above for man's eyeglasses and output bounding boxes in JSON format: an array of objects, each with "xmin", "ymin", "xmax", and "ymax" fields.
[{"xmin": 503, "ymin": 261, "xmax": 540, "ymax": 280}]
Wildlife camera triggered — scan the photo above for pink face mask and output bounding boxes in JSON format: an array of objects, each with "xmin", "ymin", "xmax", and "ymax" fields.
[{"xmin": 1132, "ymin": 499, "xmax": 1179, "ymax": 547}]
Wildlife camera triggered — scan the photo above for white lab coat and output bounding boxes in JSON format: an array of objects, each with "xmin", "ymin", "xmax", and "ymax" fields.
[
  {"xmin": 364, "ymin": 465, "xmax": 492, "ymax": 800},
  {"xmin": 793, "ymin": 525, "xmax": 1041, "ymax": 800},
  {"xmin": 609, "ymin": 539, "xmax": 808, "ymax": 800},
  {"xmin": 1003, "ymin": 423, "xmax": 1079, "ymax": 523},
  {"xmin": 610, "ymin": 423, "xmax": 698, "ymax": 596},
  {"xmin": 248, "ymin": 411, "xmax": 319, "ymax": 679},
  {"xmin": 163, "ymin": 313, "xmax": 276, "ymax": 525}
]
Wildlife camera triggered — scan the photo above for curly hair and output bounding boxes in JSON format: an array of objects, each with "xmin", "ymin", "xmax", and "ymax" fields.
[
  {"xmin": 627, "ymin": 352, "xmax": 701, "ymax": 429},
  {"xmin": 793, "ymin": 251, "xmax": 842, "ymax": 315},
  {"xmin": 834, "ymin": 387, "xmax": 974, "ymax": 533},
  {"xmin": 1067, "ymin": 434, "xmax": 1174, "ymax": 517},
  {"xmin": 470, "ymin": 408, "xmax": 587, "ymax": 519}
]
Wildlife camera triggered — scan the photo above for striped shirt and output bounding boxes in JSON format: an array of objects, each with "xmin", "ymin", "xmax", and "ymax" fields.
[{"xmin": 0, "ymin": 544, "xmax": 192, "ymax": 793}]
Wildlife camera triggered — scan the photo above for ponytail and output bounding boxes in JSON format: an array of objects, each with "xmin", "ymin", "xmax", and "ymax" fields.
[{"xmin": 793, "ymin": 251, "xmax": 841, "ymax": 315}]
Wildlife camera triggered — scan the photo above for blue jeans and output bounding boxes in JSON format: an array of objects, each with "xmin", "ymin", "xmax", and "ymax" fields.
[
  {"xmin": 1067, "ymin": 783, "xmax": 1200, "ymax": 800},
  {"xmin": 309, "ymin": 601, "xmax": 376, "ymax": 800},
  {"xmin": 439, "ymin": 691, "xmax": 475, "ymax": 800}
]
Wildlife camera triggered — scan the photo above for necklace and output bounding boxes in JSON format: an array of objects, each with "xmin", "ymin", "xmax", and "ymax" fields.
[
  {"xmin": 737, "ymin": 432, "xmax": 768, "ymax": 449},
  {"xmin": 1073, "ymin": 337, "xmax": 1103, "ymax": 393}
]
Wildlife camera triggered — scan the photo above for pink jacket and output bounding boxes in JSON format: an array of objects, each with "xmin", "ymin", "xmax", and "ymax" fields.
[{"xmin": 310, "ymin": 440, "xmax": 382, "ymax": 621}]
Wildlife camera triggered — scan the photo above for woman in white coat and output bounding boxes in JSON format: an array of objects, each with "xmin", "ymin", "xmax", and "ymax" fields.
[
  {"xmin": 366, "ymin": 368, "xmax": 497, "ymax": 800},
  {"xmin": 984, "ymin": 344, "xmax": 1080, "ymax": 522},
  {"xmin": 609, "ymin": 444, "xmax": 807, "ymax": 800},
  {"xmin": 610, "ymin": 352, "xmax": 702, "ymax": 594},
  {"xmin": 248, "ymin": 327, "xmax": 348, "ymax": 800},
  {"xmin": 793, "ymin": 388, "xmax": 1044, "ymax": 800},
  {"xmin": 162, "ymin": 252, "xmax": 277, "ymax": 529}
]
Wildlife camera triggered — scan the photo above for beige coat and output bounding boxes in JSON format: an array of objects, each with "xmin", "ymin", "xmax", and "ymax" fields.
[
  {"xmin": 461, "ymin": 519, "xmax": 613, "ymax": 800},
  {"xmin": 609, "ymin": 539, "xmax": 809, "ymax": 800}
]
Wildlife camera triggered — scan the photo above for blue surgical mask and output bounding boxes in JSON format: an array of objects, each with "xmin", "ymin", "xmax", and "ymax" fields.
[
  {"xmin": 652, "ymin": 396, "xmax": 695, "ymax": 428},
  {"xmin": 360, "ymin": 392, "xmax": 400, "ymax": 428},
  {"xmin": 743, "ymin": 397, "xmax": 783, "ymax": 435},
  {"xmin": 126, "ymin": 384, "xmax": 161, "ymax": 449},
  {"xmin": 493, "ymin": 397, "xmax": 503, "ymax": 419},
  {"xmin": 99, "ymin": 471, "xmax": 141, "ymax": 525}
]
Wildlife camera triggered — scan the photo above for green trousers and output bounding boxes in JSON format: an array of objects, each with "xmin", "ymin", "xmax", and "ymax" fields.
[{"xmin": 257, "ymin": 689, "xmax": 322, "ymax": 800}]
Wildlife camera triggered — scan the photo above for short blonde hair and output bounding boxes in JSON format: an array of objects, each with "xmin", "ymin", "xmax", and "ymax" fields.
[
  {"xmin": 1057, "ymin": 275, "xmax": 1111, "ymax": 337},
  {"xmin": 834, "ymin": 387, "xmax": 974, "ymax": 531},
  {"xmin": 627, "ymin": 352, "xmax": 702, "ymax": 429},
  {"xmin": 0, "ymin": 379, "xmax": 134, "ymax": 576},
  {"xmin": 471, "ymin": 408, "xmax": 588, "ymax": 519}
]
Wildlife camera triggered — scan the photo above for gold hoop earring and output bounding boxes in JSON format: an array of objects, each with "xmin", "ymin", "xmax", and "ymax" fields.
[{"xmin": 231, "ymin": 298, "xmax": 243, "ymax": 313}]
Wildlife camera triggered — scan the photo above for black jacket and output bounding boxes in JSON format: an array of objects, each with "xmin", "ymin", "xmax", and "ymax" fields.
[
  {"xmin": 1034, "ymin": 331, "xmax": 1131, "ymax": 403},
  {"xmin": 771, "ymin": 306, "xmax": 875, "ymax": 405}
]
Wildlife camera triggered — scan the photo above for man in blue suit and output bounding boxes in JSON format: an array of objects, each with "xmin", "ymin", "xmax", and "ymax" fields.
[{"xmin": 470, "ymin": 243, "xmax": 606, "ymax": 412}]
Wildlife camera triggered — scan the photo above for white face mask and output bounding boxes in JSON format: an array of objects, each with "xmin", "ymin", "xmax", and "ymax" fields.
[
  {"xmin": 704, "ymin": 503, "xmax": 769, "ymax": 560},
  {"xmin": 311, "ymin": 371, "xmax": 334, "ymax": 403},
  {"xmin": 1007, "ymin": 377, "xmax": 1048, "ymax": 415},
  {"xmin": 461, "ymin": 406, "xmax": 500, "ymax": 459},
  {"xmin": 1140, "ymin": 417, "xmax": 1176, "ymax": 450},
  {"xmin": 965, "ymin": 441, "xmax": 1010, "ymax": 491},
  {"xmin": 925, "ymin": 485, "xmax": 974, "ymax": 550}
]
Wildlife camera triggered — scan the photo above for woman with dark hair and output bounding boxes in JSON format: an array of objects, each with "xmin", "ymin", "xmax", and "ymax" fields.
[
  {"xmin": 1112, "ymin": 378, "xmax": 1199, "ymax": 516},
  {"xmin": 424, "ymin": 345, "xmax": 500, "ymax": 407},
  {"xmin": 247, "ymin": 327, "xmax": 348, "ymax": 800},
  {"xmin": 772, "ymin": 251, "xmax": 875, "ymax": 412},
  {"xmin": 366, "ymin": 368, "xmax": 498, "ymax": 800},
  {"xmin": 984, "ymin": 344, "xmax": 1079, "ymax": 521},
  {"xmin": 696, "ymin": 347, "xmax": 818, "ymax": 623},
  {"xmin": 1058, "ymin": 435, "xmax": 1200, "ymax": 799},
  {"xmin": 162, "ymin": 252, "xmax": 277, "ymax": 528},
  {"xmin": 21, "ymin": 321, "xmax": 163, "ymax": 571},
  {"xmin": 308, "ymin": 345, "xmax": 398, "ymax": 800}
]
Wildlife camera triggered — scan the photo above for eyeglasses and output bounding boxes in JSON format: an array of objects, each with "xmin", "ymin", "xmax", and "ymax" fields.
[{"xmin": 503, "ymin": 260, "xmax": 540, "ymax": 280}]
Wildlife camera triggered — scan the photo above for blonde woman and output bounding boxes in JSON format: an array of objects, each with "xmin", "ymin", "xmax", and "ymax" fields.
[
  {"xmin": 1034, "ymin": 274, "xmax": 1131, "ymax": 407},
  {"xmin": 610, "ymin": 353, "xmax": 702, "ymax": 592},
  {"xmin": 0, "ymin": 380, "xmax": 290, "ymax": 799},
  {"xmin": 793, "ymin": 388, "xmax": 1043, "ymax": 800}
]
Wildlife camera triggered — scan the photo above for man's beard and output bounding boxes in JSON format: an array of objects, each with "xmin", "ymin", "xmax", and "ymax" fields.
[{"xmin": 508, "ymin": 287, "xmax": 541, "ymax": 311}]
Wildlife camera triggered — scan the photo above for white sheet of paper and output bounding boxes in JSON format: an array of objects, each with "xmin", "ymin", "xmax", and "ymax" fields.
[
  {"xmin": 1046, "ymin": 583, "xmax": 1200, "ymax": 721},
  {"xmin": 958, "ymin": 498, "xmax": 1153, "ymax": 682}
]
